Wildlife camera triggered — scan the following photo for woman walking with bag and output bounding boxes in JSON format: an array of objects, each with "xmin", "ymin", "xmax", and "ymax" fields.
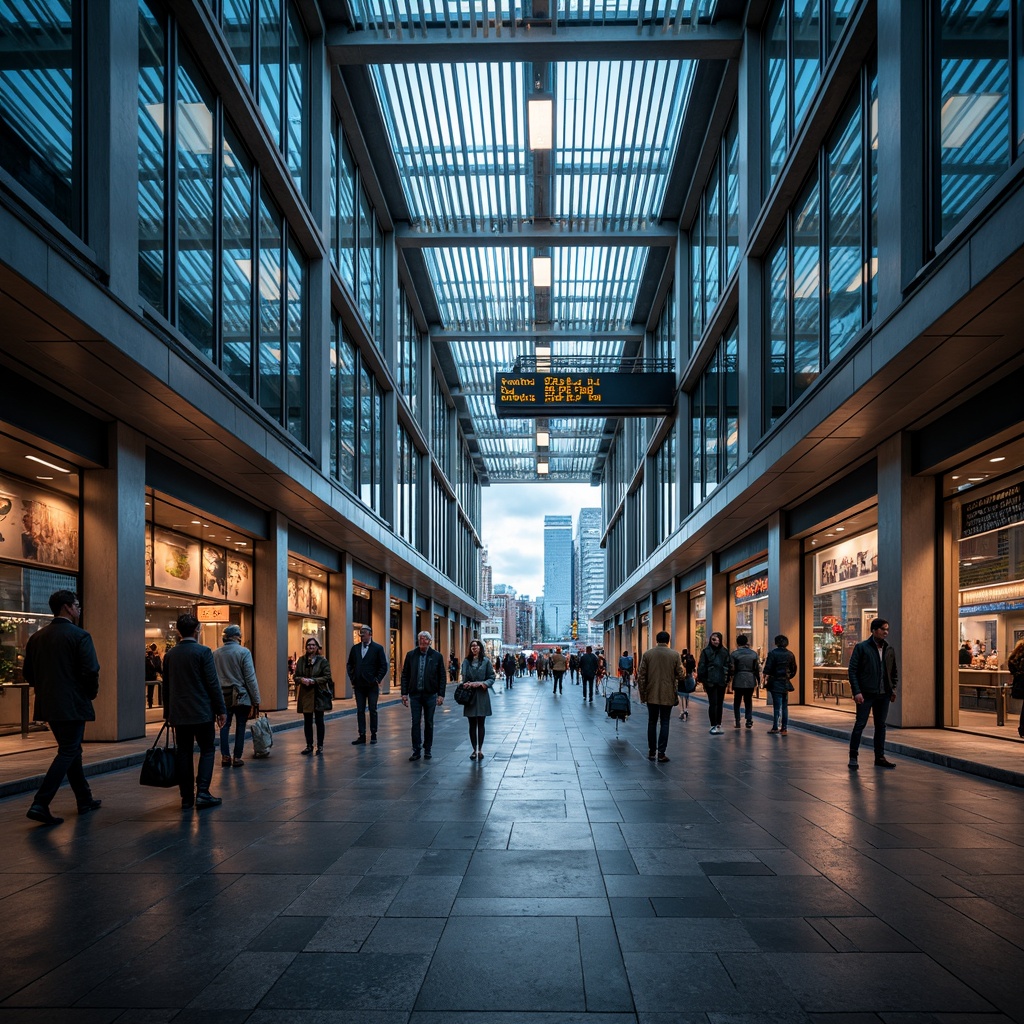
[
  {"xmin": 295, "ymin": 637, "xmax": 332, "ymax": 755},
  {"xmin": 461, "ymin": 639, "xmax": 495, "ymax": 760},
  {"xmin": 697, "ymin": 632, "xmax": 731, "ymax": 734},
  {"xmin": 762, "ymin": 634, "xmax": 797, "ymax": 735}
]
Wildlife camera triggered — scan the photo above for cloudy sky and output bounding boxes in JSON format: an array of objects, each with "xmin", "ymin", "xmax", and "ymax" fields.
[{"xmin": 480, "ymin": 482, "xmax": 601, "ymax": 598}]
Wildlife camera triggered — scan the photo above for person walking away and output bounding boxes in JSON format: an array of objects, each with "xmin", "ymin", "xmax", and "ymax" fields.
[
  {"xmin": 618, "ymin": 650, "xmax": 634, "ymax": 686},
  {"xmin": 145, "ymin": 643, "xmax": 162, "ymax": 708},
  {"xmin": 569, "ymin": 651, "xmax": 579, "ymax": 684},
  {"xmin": 213, "ymin": 624, "xmax": 261, "ymax": 766},
  {"xmin": 448, "ymin": 651, "xmax": 460, "ymax": 684},
  {"xmin": 550, "ymin": 647, "xmax": 567, "ymax": 694},
  {"xmin": 527, "ymin": 652, "xmax": 536, "ymax": 677},
  {"xmin": 847, "ymin": 617, "xmax": 898, "ymax": 769},
  {"xmin": 698, "ymin": 632, "xmax": 731, "ymax": 734},
  {"xmin": 762, "ymin": 634, "xmax": 797, "ymax": 734},
  {"xmin": 678, "ymin": 647, "xmax": 697, "ymax": 719},
  {"xmin": 295, "ymin": 636, "xmax": 332, "ymax": 755},
  {"xmin": 579, "ymin": 645, "xmax": 599, "ymax": 704},
  {"xmin": 461, "ymin": 639, "xmax": 495, "ymax": 759},
  {"xmin": 503, "ymin": 651, "xmax": 517, "ymax": 689},
  {"xmin": 517, "ymin": 652, "xmax": 526, "ymax": 677},
  {"xmin": 1008, "ymin": 637, "xmax": 1024, "ymax": 738},
  {"xmin": 637, "ymin": 631, "xmax": 684, "ymax": 763},
  {"xmin": 730, "ymin": 634, "xmax": 760, "ymax": 729},
  {"xmin": 163, "ymin": 614, "xmax": 227, "ymax": 809},
  {"xmin": 24, "ymin": 589, "xmax": 101, "ymax": 825},
  {"xmin": 400, "ymin": 631, "xmax": 447, "ymax": 760},
  {"xmin": 347, "ymin": 626, "xmax": 388, "ymax": 745}
]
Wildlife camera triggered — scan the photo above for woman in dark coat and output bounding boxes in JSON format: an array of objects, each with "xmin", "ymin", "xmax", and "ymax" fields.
[
  {"xmin": 697, "ymin": 631, "xmax": 732, "ymax": 734},
  {"xmin": 461, "ymin": 639, "xmax": 495, "ymax": 760},
  {"xmin": 294, "ymin": 637, "xmax": 332, "ymax": 755}
]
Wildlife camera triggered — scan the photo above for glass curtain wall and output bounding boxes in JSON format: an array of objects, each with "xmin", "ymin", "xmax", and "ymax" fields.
[
  {"xmin": 0, "ymin": 0, "xmax": 83, "ymax": 234},
  {"xmin": 689, "ymin": 320, "xmax": 739, "ymax": 510}
]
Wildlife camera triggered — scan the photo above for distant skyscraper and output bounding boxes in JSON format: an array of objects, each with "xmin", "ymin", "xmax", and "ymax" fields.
[
  {"xmin": 480, "ymin": 548, "xmax": 493, "ymax": 604},
  {"xmin": 543, "ymin": 515, "xmax": 573, "ymax": 640},
  {"xmin": 576, "ymin": 508, "xmax": 605, "ymax": 644}
]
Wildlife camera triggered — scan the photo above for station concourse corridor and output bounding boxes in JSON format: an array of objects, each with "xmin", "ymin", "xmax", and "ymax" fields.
[{"xmin": 2, "ymin": 683, "xmax": 1022, "ymax": 1023}]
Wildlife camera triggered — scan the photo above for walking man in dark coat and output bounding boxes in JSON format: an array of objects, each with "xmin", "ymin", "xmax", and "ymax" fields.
[
  {"xmin": 24, "ymin": 589, "xmax": 101, "ymax": 825},
  {"xmin": 579, "ymin": 645, "xmax": 599, "ymax": 704},
  {"xmin": 347, "ymin": 625, "xmax": 389, "ymax": 745},
  {"xmin": 163, "ymin": 614, "xmax": 227, "ymax": 808},
  {"xmin": 848, "ymin": 617, "xmax": 899, "ymax": 770}
]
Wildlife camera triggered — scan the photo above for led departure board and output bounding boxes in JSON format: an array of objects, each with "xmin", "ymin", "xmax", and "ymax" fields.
[{"xmin": 494, "ymin": 372, "xmax": 675, "ymax": 417}]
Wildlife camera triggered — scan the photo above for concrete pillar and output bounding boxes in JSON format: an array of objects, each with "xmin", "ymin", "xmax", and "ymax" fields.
[
  {"xmin": 877, "ymin": 433, "xmax": 936, "ymax": 728},
  {"xmin": 82, "ymin": 422, "xmax": 146, "ymax": 741},
  {"xmin": 671, "ymin": 587, "xmax": 688, "ymax": 651},
  {"xmin": 767, "ymin": 510, "xmax": 802, "ymax": 694},
  {"xmin": 254, "ymin": 511, "xmax": 288, "ymax": 710},
  {"xmin": 372, "ymin": 575, "xmax": 391, "ymax": 693},
  {"xmin": 708, "ymin": 555, "xmax": 728, "ymax": 646},
  {"xmin": 329, "ymin": 555, "xmax": 352, "ymax": 699}
]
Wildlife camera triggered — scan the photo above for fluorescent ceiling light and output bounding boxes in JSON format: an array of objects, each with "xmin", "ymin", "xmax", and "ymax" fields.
[
  {"xmin": 528, "ymin": 96, "xmax": 553, "ymax": 151},
  {"xmin": 177, "ymin": 102, "xmax": 214, "ymax": 154},
  {"xmin": 26, "ymin": 454, "xmax": 72, "ymax": 473},
  {"xmin": 532, "ymin": 256, "xmax": 552, "ymax": 288},
  {"xmin": 537, "ymin": 461, "xmax": 550, "ymax": 476},
  {"xmin": 536, "ymin": 430, "xmax": 550, "ymax": 447},
  {"xmin": 941, "ymin": 93, "xmax": 1001, "ymax": 148}
]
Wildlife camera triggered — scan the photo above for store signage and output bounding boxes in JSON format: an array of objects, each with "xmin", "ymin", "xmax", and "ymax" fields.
[
  {"xmin": 494, "ymin": 372, "xmax": 675, "ymax": 417},
  {"xmin": 197, "ymin": 605, "xmax": 231, "ymax": 622},
  {"xmin": 960, "ymin": 484, "xmax": 1024, "ymax": 539},
  {"xmin": 733, "ymin": 574, "xmax": 768, "ymax": 605}
]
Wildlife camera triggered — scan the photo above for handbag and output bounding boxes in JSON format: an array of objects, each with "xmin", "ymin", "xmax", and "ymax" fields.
[
  {"xmin": 453, "ymin": 683, "xmax": 473, "ymax": 706},
  {"xmin": 250, "ymin": 712, "xmax": 273, "ymax": 758},
  {"xmin": 1011, "ymin": 674, "xmax": 1024, "ymax": 700},
  {"xmin": 681, "ymin": 674, "xmax": 697, "ymax": 694},
  {"xmin": 140, "ymin": 722, "xmax": 178, "ymax": 788}
]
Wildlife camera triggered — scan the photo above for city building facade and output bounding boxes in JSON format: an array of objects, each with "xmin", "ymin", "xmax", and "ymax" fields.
[{"xmin": 542, "ymin": 515, "xmax": 574, "ymax": 641}]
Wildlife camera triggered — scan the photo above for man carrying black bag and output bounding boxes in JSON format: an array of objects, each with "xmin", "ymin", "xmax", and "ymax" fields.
[{"xmin": 163, "ymin": 614, "xmax": 226, "ymax": 809}]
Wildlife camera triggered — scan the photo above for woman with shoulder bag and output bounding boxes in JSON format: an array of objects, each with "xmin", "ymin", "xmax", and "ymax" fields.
[
  {"xmin": 697, "ymin": 632, "xmax": 732, "ymax": 734},
  {"xmin": 295, "ymin": 637, "xmax": 332, "ymax": 755},
  {"xmin": 461, "ymin": 639, "xmax": 496, "ymax": 760},
  {"xmin": 1009, "ymin": 638, "xmax": 1024, "ymax": 739}
]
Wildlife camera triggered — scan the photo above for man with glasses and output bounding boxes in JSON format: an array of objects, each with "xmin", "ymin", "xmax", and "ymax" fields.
[
  {"xmin": 347, "ymin": 625, "xmax": 389, "ymax": 745},
  {"xmin": 24, "ymin": 590, "xmax": 101, "ymax": 826},
  {"xmin": 400, "ymin": 631, "xmax": 447, "ymax": 761}
]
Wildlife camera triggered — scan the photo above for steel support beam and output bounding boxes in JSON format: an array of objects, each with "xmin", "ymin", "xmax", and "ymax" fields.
[
  {"xmin": 396, "ymin": 222, "xmax": 677, "ymax": 248},
  {"xmin": 430, "ymin": 326, "xmax": 646, "ymax": 343}
]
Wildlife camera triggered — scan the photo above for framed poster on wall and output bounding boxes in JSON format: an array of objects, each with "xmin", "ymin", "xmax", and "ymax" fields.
[
  {"xmin": 153, "ymin": 529, "xmax": 201, "ymax": 594},
  {"xmin": 814, "ymin": 530, "xmax": 878, "ymax": 596}
]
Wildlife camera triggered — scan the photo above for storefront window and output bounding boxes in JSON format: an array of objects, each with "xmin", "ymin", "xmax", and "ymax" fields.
[
  {"xmin": 689, "ymin": 590, "xmax": 706, "ymax": 654},
  {"xmin": 732, "ymin": 567, "xmax": 769, "ymax": 660},
  {"xmin": 810, "ymin": 527, "xmax": 878, "ymax": 709},
  {"xmin": 287, "ymin": 557, "xmax": 329, "ymax": 702}
]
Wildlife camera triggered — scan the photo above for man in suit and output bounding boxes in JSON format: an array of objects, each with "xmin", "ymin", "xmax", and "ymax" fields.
[
  {"xmin": 637, "ymin": 631, "xmax": 685, "ymax": 763},
  {"xmin": 163, "ymin": 614, "xmax": 227, "ymax": 809},
  {"xmin": 847, "ymin": 617, "xmax": 899, "ymax": 771},
  {"xmin": 347, "ymin": 625, "xmax": 389, "ymax": 745},
  {"xmin": 400, "ymin": 630, "xmax": 447, "ymax": 761},
  {"xmin": 24, "ymin": 589, "xmax": 102, "ymax": 825}
]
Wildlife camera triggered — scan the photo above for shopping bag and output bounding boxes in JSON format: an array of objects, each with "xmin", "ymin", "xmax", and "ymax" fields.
[{"xmin": 250, "ymin": 712, "xmax": 273, "ymax": 758}]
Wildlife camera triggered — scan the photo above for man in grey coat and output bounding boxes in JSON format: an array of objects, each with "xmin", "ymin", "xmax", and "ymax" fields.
[
  {"xmin": 164, "ymin": 614, "xmax": 227, "ymax": 808},
  {"xmin": 24, "ymin": 589, "xmax": 101, "ymax": 825},
  {"xmin": 213, "ymin": 624, "xmax": 261, "ymax": 766}
]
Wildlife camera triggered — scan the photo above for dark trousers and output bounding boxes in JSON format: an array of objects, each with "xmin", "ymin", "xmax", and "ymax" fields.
[
  {"xmin": 303, "ymin": 711, "xmax": 325, "ymax": 748},
  {"xmin": 220, "ymin": 706, "xmax": 249, "ymax": 758},
  {"xmin": 468, "ymin": 716, "xmax": 486, "ymax": 749},
  {"xmin": 850, "ymin": 693, "xmax": 891, "ymax": 760},
  {"xmin": 733, "ymin": 688, "xmax": 754, "ymax": 723},
  {"xmin": 34, "ymin": 719, "xmax": 91, "ymax": 807},
  {"xmin": 175, "ymin": 721, "xmax": 216, "ymax": 799},
  {"xmin": 705, "ymin": 684, "xmax": 726, "ymax": 726},
  {"xmin": 504, "ymin": 670, "xmax": 515, "ymax": 688},
  {"xmin": 354, "ymin": 685, "xmax": 379, "ymax": 736},
  {"xmin": 582, "ymin": 675, "xmax": 595, "ymax": 700},
  {"xmin": 409, "ymin": 693, "xmax": 437, "ymax": 753},
  {"xmin": 552, "ymin": 670, "xmax": 564, "ymax": 693},
  {"xmin": 146, "ymin": 681, "xmax": 161, "ymax": 707},
  {"xmin": 646, "ymin": 703, "xmax": 673, "ymax": 754}
]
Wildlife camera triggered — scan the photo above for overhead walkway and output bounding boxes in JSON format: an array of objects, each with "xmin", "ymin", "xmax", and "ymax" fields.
[{"xmin": 2, "ymin": 681, "xmax": 1022, "ymax": 1021}]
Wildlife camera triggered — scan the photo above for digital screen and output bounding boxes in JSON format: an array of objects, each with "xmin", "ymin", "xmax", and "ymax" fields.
[{"xmin": 494, "ymin": 372, "xmax": 675, "ymax": 417}]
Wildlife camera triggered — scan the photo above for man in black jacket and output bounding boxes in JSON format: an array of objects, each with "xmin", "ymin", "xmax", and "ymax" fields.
[
  {"xmin": 847, "ymin": 617, "xmax": 899, "ymax": 770},
  {"xmin": 347, "ymin": 625, "xmax": 389, "ymax": 745},
  {"xmin": 400, "ymin": 631, "xmax": 446, "ymax": 761},
  {"xmin": 24, "ymin": 590, "xmax": 101, "ymax": 825},
  {"xmin": 578, "ymin": 645, "xmax": 599, "ymax": 704},
  {"xmin": 164, "ymin": 614, "xmax": 227, "ymax": 808}
]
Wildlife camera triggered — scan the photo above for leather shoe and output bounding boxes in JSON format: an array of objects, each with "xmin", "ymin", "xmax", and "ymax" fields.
[
  {"xmin": 232, "ymin": 758, "xmax": 244, "ymax": 767},
  {"xmin": 370, "ymin": 734, "xmax": 377, "ymax": 744},
  {"xmin": 657, "ymin": 754, "xmax": 670, "ymax": 763},
  {"xmin": 423, "ymin": 751, "xmax": 432, "ymax": 759},
  {"xmin": 647, "ymin": 750, "xmax": 656, "ymax": 760},
  {"xmin": 848, "ymin": 759, "xmax": 859, "ymax": 770},
  {"xmin": 26, "ymin": 804, "xmax": 63, "ymax": 826},
  {"xmin": 351, "ymin": 736, "xmax": 366, "ymax": 745},
  {"xmin": 221, "ymin": 756, "xmax": 232, "ymax": 766},
  {"xmin": 195, "ymin": 793, "xmax": 222, "ymax": 809},
  {"xmin": 874, "ymin": 757, "xmax": 896, "ymax": 769},
  {"xmin": 78, "ymin": 799, "xmax": 102, "ymax": 815},
  {"xmin": 408, "ymin": 752, "xmax": 421, "ymax": 761},
  {"xmin": 181, "ymin": 798, "xmax": 194, "ymax": 809}
]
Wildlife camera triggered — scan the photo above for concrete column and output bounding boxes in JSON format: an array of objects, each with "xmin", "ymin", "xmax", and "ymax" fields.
[
  {"xmin": 877, "ymin": 433, "xmax": 936, "ymax": 728},
  {"xmin": 254, "ymin": 511, "xmax": 288, "ymax": 710},
  {"xmin": 329, "ymin": 556, "xmax": 352, "ymax": 699},
  {"xmin": 767, "ymin": 510, "xmax": 802, "ymax": 696},
  {"xmin": 709, "ymin": 556, "xmax": 728, "ymax": 645},
  {"xmin": 671, "ymin": 588, "xmax": 687, "ymax": 651},
  {"xmin": 82, "ymin": 422, "xmax": 146, "ymax": 741},
  {"xmin": 373, "ymin": 577, "xmax": 392, "ymax": 693}
]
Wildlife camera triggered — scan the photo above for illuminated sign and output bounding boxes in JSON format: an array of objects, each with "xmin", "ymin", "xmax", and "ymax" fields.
[
  {"xmin": 197, "ymin": 605, "xmax": 231, "ymax": 622},
  {"xmin": 494, "ymin": 372, "xmax": 675, "ymax": 417}
]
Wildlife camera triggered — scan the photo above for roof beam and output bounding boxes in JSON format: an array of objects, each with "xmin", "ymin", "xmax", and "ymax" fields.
[
  {"xmin": 326, "ymin": 22, "xmax": 743, "ymax": 64},
  {"xmin": 430, "ymin": 327, "xmax": 646, "ymax": 343},
  {"xmin": 396, "ymin": 222, "xmax": 677, "ymax": 248}
]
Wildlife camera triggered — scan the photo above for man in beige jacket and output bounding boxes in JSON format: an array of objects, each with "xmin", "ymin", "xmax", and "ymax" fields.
[{"xmin": 637, "ymin": 631, "xmax": 684, "ymax": 763}]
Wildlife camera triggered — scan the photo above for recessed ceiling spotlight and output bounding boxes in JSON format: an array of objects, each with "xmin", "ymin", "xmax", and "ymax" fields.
[
  {"xmin": 191, "ymin": 520, "xmax": 201, "ymax": 525},
  {"xmin": 950, "ymin": 475, "xmax": 959, "ymax": 480},
  {"xmin": 835, "ymin": 527, "xmax": 845, "ymax": 532},
  {"xmin": 989, "ymin": 456, "xmax": 1006, "ymax": 463},
  {"xmin": 968, "ymin": 476, "xmax": 985, "ymax": 482}
]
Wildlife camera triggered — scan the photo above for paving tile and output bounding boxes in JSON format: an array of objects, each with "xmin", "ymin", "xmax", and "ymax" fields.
[
  {"xmin": 248, "ymin": 916, "xmax": 328, "ymax": 951},
  {"xmin": 741, "ymin": 917, "xmax": 836, "ymax": 952},
  {"xmin": 303, "ymin": 916, "xmax": 378, "ymax": 952},
  {"xmin": 615, "ymin": 916, "xmax": 758, "ymax": 952},
  {"xmin": 363, "ymin": 917, "xmax": 446, "ymax": 953},
  {"xmin": 450, "ymin": 897, "xmax": 610, "ymax": 916},
  {"xmin": 185, "ymin": 951, "xmax": 295, "ymax": 1009}
]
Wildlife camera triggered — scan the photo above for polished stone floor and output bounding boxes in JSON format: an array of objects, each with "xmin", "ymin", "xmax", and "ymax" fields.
[{"xmin": 3, "ymin": 679, "xmax": 1023, "ymax": 1023}]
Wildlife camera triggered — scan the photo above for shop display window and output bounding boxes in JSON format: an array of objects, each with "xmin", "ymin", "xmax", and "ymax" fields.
[
  {"xmin": 810, "ymin": 528, "xmax": 878, "ymax": 708},
  {"xmin": 732, "ymin": 566, "xmax": 769, "ymax": 660}
]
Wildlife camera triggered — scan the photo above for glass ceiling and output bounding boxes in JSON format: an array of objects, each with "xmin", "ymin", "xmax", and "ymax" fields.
[{"xmin": 369, "ymin": 48, "xmax": 698, "ymax": 483}]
